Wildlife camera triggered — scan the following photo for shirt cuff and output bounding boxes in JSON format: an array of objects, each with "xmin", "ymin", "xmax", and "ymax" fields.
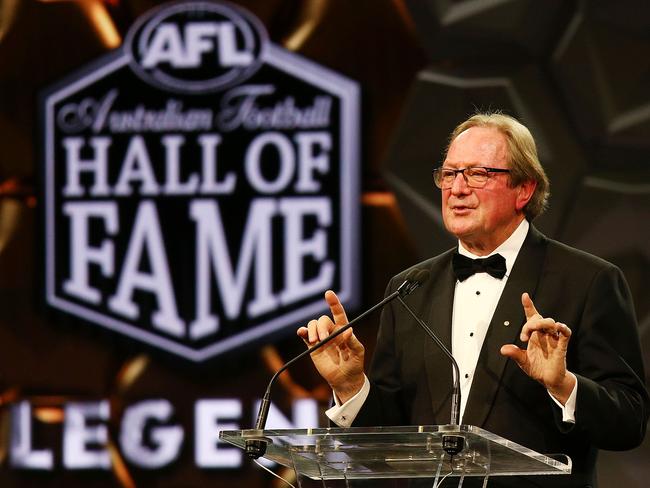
[
  {"xmin": 325, "ymin": 375, "xmax": 370, "ymax": 427},
  {"xmin": 548, "ymin": 372, "xmax": 578, "ymax": 424}
]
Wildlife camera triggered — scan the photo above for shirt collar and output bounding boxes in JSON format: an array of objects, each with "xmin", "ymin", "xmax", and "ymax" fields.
[{"xmin": 458, "ymin": 219, "xmax": 529, "ymax": 277}]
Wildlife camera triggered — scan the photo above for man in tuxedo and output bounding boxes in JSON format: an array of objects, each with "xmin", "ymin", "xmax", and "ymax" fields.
[{"xmin": 298, "ymin": 112, "xmax": 649, "ymax": 487}]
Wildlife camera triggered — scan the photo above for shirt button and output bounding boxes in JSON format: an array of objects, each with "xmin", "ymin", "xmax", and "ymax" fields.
[
  {"xmin": 469, "ymin": 332, "xmax": 474, "ymax": 337},
  {"xmin": 475, "ymin": 290, "xmax": 481, "ymax": 295},
  {"xmin": 464, "ymin": 373, "xmax": 469, "ymax": 379}
]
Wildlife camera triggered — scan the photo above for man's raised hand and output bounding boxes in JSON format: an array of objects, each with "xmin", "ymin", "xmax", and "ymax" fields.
[
  {"xmin": 296, "ymin": 291, "xmax": 365, "ymax": 404},
  {"xmin": 500, "ymin": 292, "xmax": 575, "ymax": 404}
]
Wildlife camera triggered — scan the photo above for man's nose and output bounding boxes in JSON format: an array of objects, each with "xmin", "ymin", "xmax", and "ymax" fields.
[{"xmin": 450, "ymin": 171, "xmax": 471, "ymax": 194}]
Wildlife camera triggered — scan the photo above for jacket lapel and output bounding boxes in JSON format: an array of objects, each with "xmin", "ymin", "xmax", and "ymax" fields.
[
  {"xmin": 422, "ymin": 250, "xmax": 457, "ymax": 424},
  {"xmin": 462, "ymin": 226, "xmax": 548, "ymax": 427}
]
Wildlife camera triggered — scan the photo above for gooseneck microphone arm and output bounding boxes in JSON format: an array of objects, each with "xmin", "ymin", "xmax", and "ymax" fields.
[
  {"xmin": 396, "ymin": 296, "xmax": 461, "ymax": 425},
  {"xmin": 246, "ymin": 272, "xmax": 426, "ymax": 460},
  {"xmin": 395, "ymin": 294, "xmax": 465, "ymax": 456}
]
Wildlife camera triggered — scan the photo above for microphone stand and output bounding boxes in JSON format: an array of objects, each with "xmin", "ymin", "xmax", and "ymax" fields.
[{"xmin": 396, "ymin": 296, "xmax": 465, "ymax": 456}]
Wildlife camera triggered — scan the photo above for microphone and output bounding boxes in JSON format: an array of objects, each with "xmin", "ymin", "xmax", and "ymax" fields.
[
  {"xmin": 396, "ymin": 282, "xmax": 465, "ymax": 456},
  {"xmin": 245, "ymin": 269, "xmax": 428, "ymax": 459}
]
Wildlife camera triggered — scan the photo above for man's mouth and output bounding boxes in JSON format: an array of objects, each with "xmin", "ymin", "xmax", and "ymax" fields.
[{"xmin": 449, "ymin": 205, "xmax": 475, "ymax": 216}]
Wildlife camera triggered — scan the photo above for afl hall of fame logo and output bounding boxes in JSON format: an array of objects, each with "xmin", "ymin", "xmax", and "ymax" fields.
[{"xmin": 41, "ymin": 0, "xmax": 360, "ymax": 362}]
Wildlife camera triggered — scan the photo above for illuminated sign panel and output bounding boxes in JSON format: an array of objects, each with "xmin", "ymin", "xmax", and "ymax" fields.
[
  {"xmin": 42, "ymin": 1, "xmax": 360, "ymax": 361},
  {"xmin": 9, "ymin": 398, "xmax": 318, "ymax": 469}
]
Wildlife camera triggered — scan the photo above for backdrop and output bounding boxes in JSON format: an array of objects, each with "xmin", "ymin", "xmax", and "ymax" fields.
[{"xmin": 0, "ymin": 1, "xmax": 648, "ymax": 487}]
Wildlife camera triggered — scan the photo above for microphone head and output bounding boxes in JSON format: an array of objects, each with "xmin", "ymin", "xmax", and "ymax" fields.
[{"xmin": 400, "ymin": 268, "xmax": 429, "ymax": 296}]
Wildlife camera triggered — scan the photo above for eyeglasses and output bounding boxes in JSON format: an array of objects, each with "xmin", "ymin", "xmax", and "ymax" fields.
[{"xmin": 432, "ymin": 166, "xmax": 511, "ymax": 189}]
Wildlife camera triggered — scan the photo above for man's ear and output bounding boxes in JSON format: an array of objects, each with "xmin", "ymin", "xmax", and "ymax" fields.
[{"xmin": 515, "ymin": 180, "xmax": 536, "ymax": 212}]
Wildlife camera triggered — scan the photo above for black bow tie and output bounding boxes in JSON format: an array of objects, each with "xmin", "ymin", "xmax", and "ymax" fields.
[{"xmin": 452, "ymin": 252, "xmax": 507, "ymax": 282}]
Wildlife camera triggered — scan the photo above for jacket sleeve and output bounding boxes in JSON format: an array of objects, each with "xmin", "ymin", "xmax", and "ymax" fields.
[{"xmin": 571, "ymin": 264, "xmax": 649, "ymax": 450}]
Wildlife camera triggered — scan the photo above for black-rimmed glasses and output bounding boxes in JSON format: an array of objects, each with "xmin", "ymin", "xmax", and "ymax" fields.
[{"xmin": 432, "ymin": 166, "xmax": 511, "ymax": 189}]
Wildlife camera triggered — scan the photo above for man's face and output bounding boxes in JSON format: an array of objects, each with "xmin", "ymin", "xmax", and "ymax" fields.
[{"xmin": 441, "ymin": 126, "xmax": 533, "ymax": 255}]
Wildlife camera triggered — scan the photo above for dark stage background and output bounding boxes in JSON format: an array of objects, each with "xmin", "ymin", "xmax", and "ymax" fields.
[{"xmin": 0, "ymin": 0, "xmax": 648, "ymax": 486}]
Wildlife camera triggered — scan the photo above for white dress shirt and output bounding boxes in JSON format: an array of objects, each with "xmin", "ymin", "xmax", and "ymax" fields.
[
  {"xmin": 453, "ymin": 218, "xmax": 525, "ymax": 421},
  {"xmin": 327, "ymin": 219, "xmax": 576, "ymax": 427}
]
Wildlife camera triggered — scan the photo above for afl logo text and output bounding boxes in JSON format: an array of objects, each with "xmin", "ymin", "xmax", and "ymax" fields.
[{"xmin": 126, "ymin": 1, "xmax": 267, "ymax": 94}]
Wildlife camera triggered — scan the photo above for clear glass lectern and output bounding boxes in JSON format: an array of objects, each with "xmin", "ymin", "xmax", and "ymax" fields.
[{"xmin": 220, "ymin": 424, "xmax": 571, "ymax": 487}]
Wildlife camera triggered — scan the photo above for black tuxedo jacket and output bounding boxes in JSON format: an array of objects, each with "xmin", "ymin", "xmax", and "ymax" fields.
[{"xmin": 354, "ymin": 226, "xmax": 648, "ymax": 487}]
